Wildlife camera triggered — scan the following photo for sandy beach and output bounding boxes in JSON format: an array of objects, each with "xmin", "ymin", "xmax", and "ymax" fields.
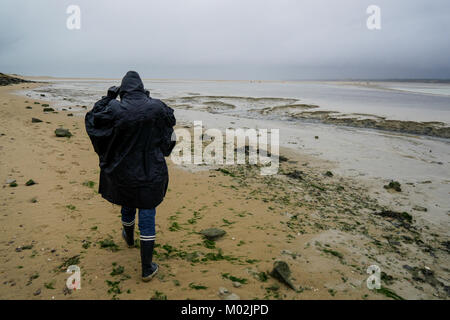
[{"xmin": 0, "ymin": 79, "xmax": 449, "ymax": 300}]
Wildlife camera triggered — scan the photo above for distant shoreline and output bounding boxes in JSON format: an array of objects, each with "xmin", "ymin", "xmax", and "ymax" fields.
[{"xmin": 3, "ymin": 72, "xmax": 450, "ymax": 84}]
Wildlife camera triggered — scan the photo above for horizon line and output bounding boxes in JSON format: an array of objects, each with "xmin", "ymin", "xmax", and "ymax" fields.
[{"xmin": 6, "ymin": 72, "xmax": 450, "ymax": 83}]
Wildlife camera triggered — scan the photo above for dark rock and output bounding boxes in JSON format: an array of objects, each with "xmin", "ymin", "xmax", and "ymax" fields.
[
  {"xmin": 43, "ymin": 107, "xmax": 55, "ymax": 112},
  {"xmin": 384, "ymin": 181, "xmax": 402, "ymax": 192},
  {"xmin": 55, "ymin": 128, "xmax": 72, "ymax": 138},
  {"xmin": 26, "ymin": 106, "xmax": 32, "ymax": 109},
  {"xmin": 375, "ymin": 210, "xmax": 413, "ymax": 224},
  {"xmin": 25, "ymin": 179, "xmax": 36, "ymax": 186},
  {"xmin": 402, "ymin": 265, "xmax": 414, "ymax": 271},
  {"xmin": 31, "ymin": 118, "xmax": 43, "ymax": 123},
  {"xmin": 381, "ymin": 272, "xmax": 395, "ymax": 285},
  {"xmin": 63, "ymin": 286, "xmax": 72, "ymax": 295},
  {"xmin": 199, "ymin": 228, "xmax": 226, "ymax": 241},
  {"xmin": 284, "ymin": 170, "xmax": 303, "ymax": 180},
  {"xmin": 270, "ymin": 260, "xmax": 296, "ymax": 290},
  {"xmin": 67, "ymin": 113, "xmax": 74, "ymax": 117},
  {"xmin": 324, "ymin": 171, "xmax": 333, "ymax": 177},
  {"xmin": 33, "ymin": 288, "xmax": 41, "ymax": 296}
]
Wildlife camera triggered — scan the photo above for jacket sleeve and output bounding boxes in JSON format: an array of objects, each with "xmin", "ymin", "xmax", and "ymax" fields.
[{"xmin": 159, "ymin": 102, "xmax": 176, "ymax": 157}]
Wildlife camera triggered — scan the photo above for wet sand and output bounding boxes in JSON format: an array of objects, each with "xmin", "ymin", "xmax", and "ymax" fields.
[{"xmin": 0, "ymin": 82, "xmax": 449, "ymax": 300}]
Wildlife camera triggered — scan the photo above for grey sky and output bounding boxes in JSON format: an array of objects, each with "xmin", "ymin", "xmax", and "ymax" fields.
[{"xmin": 1, "ymin": 0, "xmax": 449, "ymax": 80}]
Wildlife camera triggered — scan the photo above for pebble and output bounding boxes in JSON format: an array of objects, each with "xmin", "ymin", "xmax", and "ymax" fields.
[
  {"xmin": 218, "ymin": 287, "xmax": 240, "ymax": 300},
  {"xmin": 218, "ymin": 287, "xmax": 229, "ymax": 295},
  {"xmin": 223, "ymin": 293, "xmax": 240, "ymax": 300},
  {"xmin": 33, "ymin": 289, "xmax": 41, "ymax": 296}
]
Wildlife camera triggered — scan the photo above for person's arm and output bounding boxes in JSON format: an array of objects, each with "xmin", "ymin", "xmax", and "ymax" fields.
[
  {"xmin": 159, "ymin": 102, "xmax": 176, "ymax": 157},
  {"xmin": 90, "ymin": 86, "xmax": 120, "ymax": 127},
  {"xmin": 85, "ymin": 86, "xmax": 120, "ymax": 161}
]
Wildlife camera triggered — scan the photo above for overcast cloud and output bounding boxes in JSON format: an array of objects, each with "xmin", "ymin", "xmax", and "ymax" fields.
[{"xmin": 1, "ymin": 0, "xmax": 449, "ymax": 79}]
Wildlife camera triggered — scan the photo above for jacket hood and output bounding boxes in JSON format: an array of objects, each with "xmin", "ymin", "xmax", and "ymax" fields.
[{"xmin": 119, "ymin": 71, "xmax": 146, "ymax": 98}]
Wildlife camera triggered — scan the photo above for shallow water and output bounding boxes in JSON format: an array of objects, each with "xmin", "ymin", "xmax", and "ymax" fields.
[
  {"xmin": 17, "ymin": 79, "xmax": 450, "ymax": 226},
  {"xmin": 18, "ymin": 79, "xmax": 450, "ymax": 123},
  {"xmin": 379, "ymin": 82, "xmax": 450, "ymax": 97}
]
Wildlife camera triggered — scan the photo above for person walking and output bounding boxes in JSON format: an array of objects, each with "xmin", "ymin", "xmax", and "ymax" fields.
[{"xmin": 85, "ymin": 71, "xmax": 176, "ymax": 281}]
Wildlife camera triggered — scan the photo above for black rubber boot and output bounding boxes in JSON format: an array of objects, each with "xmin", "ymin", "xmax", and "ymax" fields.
[
  {"xmin": 122, "ymin": 223, "xmax": 135, "ymax": 248},
  {"xmin": 140, "ymin": 240, "xmax": 159, "ymax": 282}
]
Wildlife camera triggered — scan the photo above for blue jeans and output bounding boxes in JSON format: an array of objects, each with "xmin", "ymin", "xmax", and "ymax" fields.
[{"xmin": 121, "ymin": 206, "xmax": 156, "ymax": 242}]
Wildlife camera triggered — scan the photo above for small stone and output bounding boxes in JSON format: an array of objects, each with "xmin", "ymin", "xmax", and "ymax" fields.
[
  {"xmin": 218, "ymin": 287, "xmax": 240, "ymax": 300},
  {"xmin": 384, "ymin": 181, "xmax": 402, "ymax": 192},
  {"xmin": 55, "ymin": 128, "xmax": 72, "ymax": 138},
  {"xmin": 270, "ymin": 260, "xmax": 296, "ymax": 290},
  {"xmin": 31, "ymin": 118, "xmax": 43, "ymax": 123},
  {"xmin": 43, "ymin": 107, "xmax": 55, "ymax": 112},
  {"xmin": 25, "ymin": 179, "xmax": 36, "ymax": 186},
  {"xmin": 223, "ymin": 293, "xmax": 240, "ymax": 300},
  {"xmin": 67, "ymin": 113, "xmax": 74, "ymax": 117},
  {"xmin": 33, "ymin": 289, "xmax": 41, "ymax": 296},
  {"xmin": 63, "ymin": 286, "xmax": 72, "ymax": 295},
  {"xmin": 218, "ymin": 287, "xmax": 229, "ymax": 295},
  {"xmin": 413, "ymin": 206, "xmax": 427, "ymax": 212},
  {"xmin": 5, "ymin": 179, "xmax": 16, "ymax": 185},
  {"xmin": 232, "ymin": 282, "xmax": 242, "ymax": 288},
  {"xmin": 199, "ymin": 228, "xmax": 226, "ymax": 241}
]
